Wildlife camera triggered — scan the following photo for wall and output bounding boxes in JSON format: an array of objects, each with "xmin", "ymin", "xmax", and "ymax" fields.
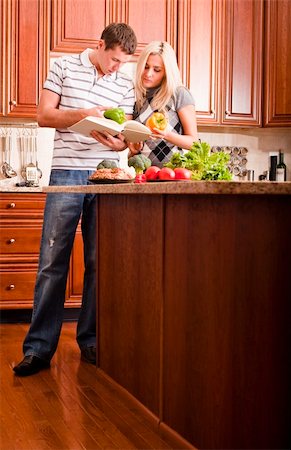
[{"xmin": 1, "ymin": 124, "xmax": 290, "ymax": 188}]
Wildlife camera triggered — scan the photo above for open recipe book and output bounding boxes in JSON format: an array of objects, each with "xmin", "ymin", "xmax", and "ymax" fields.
[{"xmin": 69, "ymin": 116, "xmax": 152, "ymax": 143}]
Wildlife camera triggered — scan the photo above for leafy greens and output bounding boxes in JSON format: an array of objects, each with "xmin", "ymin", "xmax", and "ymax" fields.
[{"xmin": 164, "ymin": 141, "xmax": 232, "ymax": 180}]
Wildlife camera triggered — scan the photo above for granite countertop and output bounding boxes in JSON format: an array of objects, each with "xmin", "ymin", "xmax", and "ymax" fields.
[
  {"xmin": 0, "ymin": 185, "xmax": 43, "ymax": 193},
  {"xmin": 1, "ymin": 181, "xmax": 291, "ymax": 195},
  {"xmin": 42, "ymin": 181, "xmax": 291, "ymax": 195}
]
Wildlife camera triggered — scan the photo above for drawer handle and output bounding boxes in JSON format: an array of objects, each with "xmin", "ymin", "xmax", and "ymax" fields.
[
  {"xmin": 8, "ymin": 202, "xmax": 16, "ymax": 208},
  {"xmin": 8, "ymin": 284, "xmax": 15, "ymax": 290},
  {"xmin": 8, "ymin": 238, "xmax": 16, "ymax": 244}
]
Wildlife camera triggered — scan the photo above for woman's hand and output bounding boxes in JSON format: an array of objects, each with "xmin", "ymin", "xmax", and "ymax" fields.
[
  {"xmin": 90, "ymin": 130, "xmax": 128, "ymax": 151},
  {"xmin": 150, "ymin": 127, "xmax": 168, "ymax": 140}
]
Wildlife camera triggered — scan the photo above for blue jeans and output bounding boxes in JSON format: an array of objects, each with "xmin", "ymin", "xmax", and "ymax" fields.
[{"xmin": 23, "ymin": 170, "xmax": 97, "ymax": 361}]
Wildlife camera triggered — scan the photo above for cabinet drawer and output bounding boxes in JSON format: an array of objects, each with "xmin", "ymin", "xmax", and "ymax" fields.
[
  {"xmin": 0, "ymin": 226, "xmax": 42, "ymax": 255},
  {"xmin": 0, "ymin": 194, "xmax": 45, "ymax": 219},
  {"xmin": 0, "ymin": 271, "xmax": 37, "ymax": 303}
]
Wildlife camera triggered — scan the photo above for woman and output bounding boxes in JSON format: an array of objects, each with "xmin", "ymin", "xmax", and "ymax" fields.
[{"xmin": 128, "ymin": 41, "xmax": 198, "ymax": 166}]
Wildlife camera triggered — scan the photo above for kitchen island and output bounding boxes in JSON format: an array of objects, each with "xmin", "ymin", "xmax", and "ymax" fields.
[{"xmin": 44, "ymin": 181, "xmax": 291, "ymax": 449}]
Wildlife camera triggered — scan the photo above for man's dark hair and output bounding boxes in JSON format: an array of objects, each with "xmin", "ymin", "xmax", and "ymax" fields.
[{"xmin": 101, "ymin": 23, "xmax": 137, "ymax": 55}]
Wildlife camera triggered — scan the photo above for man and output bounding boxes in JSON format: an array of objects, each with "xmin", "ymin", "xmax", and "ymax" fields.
[{"xmin": 13, "ymin": 23, "xmax": 137, "ymax": 376}]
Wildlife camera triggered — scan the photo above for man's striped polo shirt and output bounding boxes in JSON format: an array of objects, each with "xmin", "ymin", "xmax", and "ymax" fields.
[{"xmin": 44, "ymin": 48, "xmax": 135, "ymax": 170}]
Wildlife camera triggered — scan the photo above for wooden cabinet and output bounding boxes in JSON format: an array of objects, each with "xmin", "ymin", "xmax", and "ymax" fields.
[
  {"xmin": 0, "ymin": 0, "xmax": 50, "ymax": 119},
  {"xmin": 50, "ymin": 0, "xmax": 177, "ymax": 57},
  {"xmin": 264, "ymin": 0, "xmax": 291, "ymax": 126},
  {"xmin": 0, "ymin": 0, "xmax": 5, "ymax": 117},
  {"xmin": 2, "ymin": 0, "xmax": 290, "ymax": 124},
  {"xmin": 0, "ymin": 193, "xmax": 83, "ymax": 309},
  {"xmin": 178, "ymin": 0, "xmax": 263, "ymax": 126},
  {"xmin": 96, "ymin": 192, "xmax": 291, "ymax": 449}
]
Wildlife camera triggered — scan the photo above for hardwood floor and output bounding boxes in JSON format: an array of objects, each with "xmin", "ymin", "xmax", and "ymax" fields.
[{"xmin": 0, "ymin": 322, "xmax": 185, "ymax": 450}]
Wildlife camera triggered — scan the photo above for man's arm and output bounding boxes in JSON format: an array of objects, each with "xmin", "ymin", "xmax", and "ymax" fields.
[{"xmin": 37, "ymin": 89, "xmax": 107, "ymax": 129}]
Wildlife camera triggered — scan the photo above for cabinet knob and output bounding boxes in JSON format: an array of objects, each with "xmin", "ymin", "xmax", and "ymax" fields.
[
  {"xmin": 8, "ymin": 238, "xmax": 16, "ymax": 244},
  {"xmin": 9, "ymin": 100, "xmax": 17, "ymax": 106},
  {"xmin": 8, "ymin": 284, "xmax": 15, "ymax": 290},
  {"xmin": 225, "ymin": 110, "xmax": 230, "ymax": 116},
  {"xmin": 8, "ymin": 202, "xmax": 16, "ymax": 208}
]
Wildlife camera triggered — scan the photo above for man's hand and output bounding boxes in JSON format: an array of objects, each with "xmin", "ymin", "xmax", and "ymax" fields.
[
  {"xmin": 90, "ymin": 130, "xmax": 128, "ymax": 152},
  {"xmin": 86, "ymin": 106, "xmax": 108, "ymax": 118}
]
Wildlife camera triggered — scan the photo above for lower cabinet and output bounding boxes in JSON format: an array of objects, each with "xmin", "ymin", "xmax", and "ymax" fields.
[
  {"xmin": 96, "ymin": 193, "xmax": 291, "ymax": 449},
  {"xmin": 0, "ymin": 193, "xmax": 83, "ymax": 309}
]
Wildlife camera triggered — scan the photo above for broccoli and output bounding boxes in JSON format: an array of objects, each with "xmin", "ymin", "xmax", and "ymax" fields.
[
  {"xmin": 128, "ymin": 154, "xmax": 151, "ymax": 174},
  {"xmin": 97, "ymin": 159, "xmax": 118, "ymax": 169}
]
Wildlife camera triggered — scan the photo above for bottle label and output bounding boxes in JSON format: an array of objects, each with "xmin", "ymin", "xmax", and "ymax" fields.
[{"xmin": 276, "ymin": 168, "xmax": 285, "ymax": 182}]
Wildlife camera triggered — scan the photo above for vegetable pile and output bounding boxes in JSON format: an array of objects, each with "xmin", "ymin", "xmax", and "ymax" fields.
[
  {"xmin": 165, "ymin": 141, "xmax": 232, "ymax": 180},
  {"xmin": 97, "ymin": 159, "xmax": 118, "ymax": 169},
  {"xmin": 128, "ymin": 154, "xmax": 152, "ymax": 183},
  {"xmin": 128, "ymin": 154, "xmax": 151, "ymax": 175}
]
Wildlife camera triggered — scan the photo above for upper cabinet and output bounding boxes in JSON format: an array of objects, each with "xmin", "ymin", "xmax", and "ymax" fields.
[
  {"xmin": 178, "ymin": 0, "xmax": 263, "ymax": 126},
  {"xmin": 264, "ymin": 0, "xmax": 291, "ymax": 126},
  {"xmin": 50, "ymin": 0, "xmax": 177, "ymax": 58},
  {"xmin": 0, "ymin": 0, "xmax": 5, "ymax": 117},
  {"xmin": 1, "ymin": 0, "xmax": 50, "ymax": 119},
  {"xmin": 1, "ymin": 0, "xmax": 290, "ymax": 126},
  {"xmin": 221, "ymin": 0, "xmax": 263, "ymax": 126},
  {"xmin": 51, "ymin": 0, "xmax": 106, "ymax": 54}
]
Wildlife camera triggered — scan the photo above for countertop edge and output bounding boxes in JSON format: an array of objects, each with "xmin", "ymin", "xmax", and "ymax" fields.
[
  {"xmin": 42, "ymin": 181, "xmax": 291, "ymax": 195},
  {"xmin": 1, "ymin": 181, "xmax": 291, "ymax": 195}
]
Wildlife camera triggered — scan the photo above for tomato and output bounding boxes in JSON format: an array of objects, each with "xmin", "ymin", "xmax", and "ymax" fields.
[
  {"xmin": 134, "ymin": 173, "xmax": 147, "ymax": 183},
  {"xmin": 174, "ymin": 168, "xmax": 192, "ymax": 180},
  {"xmin": 145, "ymin": 166, "xmax": 161, "ymax": 180},
  {"xmin": 158, "ymin": 167, "xmax": 175, "ymax": 180},
  {"xmin": 146, "ymin": 112, "xmax": 168, "ymax": 132}
]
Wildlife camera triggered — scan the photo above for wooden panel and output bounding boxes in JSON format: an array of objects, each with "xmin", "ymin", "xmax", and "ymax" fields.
[
  {"xmin": 51, "ymin": 0, "xmax": 106, "ymax": 53},
  {"xmin": 97, "ymin": 194, "xmax": 163, "ymax": 416},
  {"xmin": 0, "ymin": 225, "xmax": 42, "ymax": 257},
  {"xmin": 0, "ymin": 193, "xmax": 82, "ymax": 310},
  {"xmin": 66, "ymin": 227, "xmax": 84, "ymax": 306},
  {"xmin": 221, "ymin": 0, "xmax": 263, "ymax": 125},
  {"xmin": 0, "ymin": 268, "xmax": 37, "ymax": 308},
  {"xmin": 6, "ymin": 0, "xmax": 49, "ymax": 118},
  {"xmin": 0, "ymin": 193, "xmax": 46, "ymax": 218},
  {"xmin": 127, "ymin": 0, "xmax": 177, "ymax": 55},
  {"xmin": 179, "ymin": 0, "xmax": 220, "ymax": 123},
  {"xmin": 0, "ymin": 0, "xmax": 6, "ymax": 117},
  {"xmin": 51, "ymin": 0, "xmax": 177, "ymax": 57},
  {"xmin": 163, "ymin": 195, "xmax": 291, "ymax": 449},
  {"xmin": 264, "ymin": 0, "xmax": 291, "ymax": 126}
]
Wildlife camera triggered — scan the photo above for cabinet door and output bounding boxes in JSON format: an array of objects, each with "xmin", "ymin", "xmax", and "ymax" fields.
[
  {"xmin": 51, "ymin": 0, "xmax": 106, "ymax": 53},
  {"xmin": 264, "ymin": 0, "xmax": 291, "ymax": 126},
  {"xmin": 66, "ymin": 228, "xmax": 84, "ymax": 307},
  {"xmin": 178, "ymin": 0, "xmax": 263, "ymax": 126},
  {"xmin": 4, "ymin": 0, "xmax": 49, "ymax": 118},
  {"xmin": 221, "ymin": 0, "xmax": 263, "ymax": 126},
  {"xmin": 50, "ymin": 0, "xmax": 177, "ymax": 56},
  {"xmin": 178, "ymin": 0, "xmax": 220, "ymax": 124},
  {"xmin": 0, "ymin": 194, "xmax": 83, "ymax": 310},
  {"xmin": 0, "ymin": 0, "xmax": 5, "ymax": 117}
]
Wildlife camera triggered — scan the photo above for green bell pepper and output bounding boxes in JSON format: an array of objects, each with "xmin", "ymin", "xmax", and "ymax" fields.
[{"xmin": 104, "ymin": 107, "xmax": 126, "ymax": 124}]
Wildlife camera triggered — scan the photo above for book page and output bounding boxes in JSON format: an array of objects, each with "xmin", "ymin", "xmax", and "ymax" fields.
[
  {"xmin": 123, "ymin": 121, "xmax": 151, "ymax": 143},
  {"xmin": 68, "ymin": 117, "xmax": 122, "ymax": 138},
  {"xmin": 69, "ymin": 116, "xmax": 151, "ymax": 143}
]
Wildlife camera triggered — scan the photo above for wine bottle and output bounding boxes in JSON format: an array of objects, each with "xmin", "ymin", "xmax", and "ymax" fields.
[
  {"xmin": 269, "ymin": 155, "xmax": 277, "ymax": 181},
  {"xmin": 276, "ymin": 151, "xmax": 287, "ymax": 182}
]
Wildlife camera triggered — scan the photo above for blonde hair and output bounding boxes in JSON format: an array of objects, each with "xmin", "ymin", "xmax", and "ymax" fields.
[{"xmin": 135, "ymin": 41, "xmax": 182, "ymax": 112}]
